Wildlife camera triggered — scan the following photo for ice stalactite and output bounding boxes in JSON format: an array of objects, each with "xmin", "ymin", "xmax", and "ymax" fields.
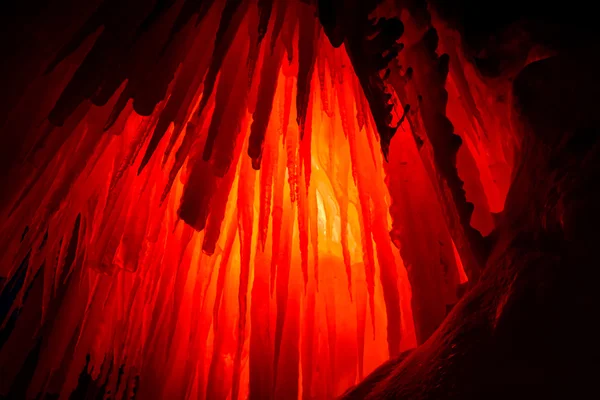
[
  {"xmin": 194, "ymin": 0, "xmax": 248, "ymax": 119},
  {"xmin": 248, "ymin": 39, "xmax": 285, "ymax": 169},
  {"xmin": 0, "ymin": 1, "xmax": 516, "ymax": 399},
  {"xmin": 296, "ymin": 0, "xmax": 319, "ymax": 139},
  {"xmin": 231, "ymin": 152, "xmax": 256, "ymax": 400}
]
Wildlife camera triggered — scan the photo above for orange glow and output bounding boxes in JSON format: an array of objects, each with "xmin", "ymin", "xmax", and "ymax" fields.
[{"xmin": 0, "ymin": 2, "xmax": 515, "ymax": 399}]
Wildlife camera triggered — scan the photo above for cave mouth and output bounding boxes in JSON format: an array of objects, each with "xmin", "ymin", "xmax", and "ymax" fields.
[{"xmin": 0, "ymin": 1, "xmax": 598, "ymax": 399}]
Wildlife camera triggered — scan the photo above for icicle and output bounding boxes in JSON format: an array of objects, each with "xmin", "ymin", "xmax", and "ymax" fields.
[
  {"xmin": 167, "ymin": 224, "xmax": 195, "ymax": 348},
  {"xmin": 138, "ymin": 4, "xmax": 223, "ymax": 170},
  {"xmin": 273, "ymin": 250, "xmax": 301, "ymax": 399},
  {"xmin": 297, "ymin": 165, "xmax": 309, "ymax": 289},
  {"xmin": 354, "ymin": 261, "xmax": 368, "ymax": 381},
  {"xmin": 53, "ymin": 215, "xmax": 80, "ymax": 293},
  {"xmin": 280, "ymin": 0, "xmax": 297, "ymax": 62},
  {"xmin": 333, "ymin": 156, "xmax": 353, "ymax": 298},
  {"xmin": 248, "ymin": 40, "xmax": 285, "ymax": 169},
  {"xmin": 384, "ymin": 120, "xmax": 459, "ymax": 344},
  {"xmin": 111, "ymin": 115, "xmax": 155, "ymax": 193},
  {"xmin": 301, "ymin": 281, "xmax": 316, "ymax": 400},
  {"xmin": 231, "ymin": 152, "xmax": 256, "ymax": 400},
  {"xmin": 344, "ymin": 14, "xmax": 404, "ymax": 160},
  {"xmin": 286, "ymin": 121, "xmax": 299, "ymax": 203},
  {"xmin": 332, "ymin": 76, "xmax": 354, "ymax": 297},
  {"xmin": 352, "ymin": 73, "xmax": 368, "ymax": 132},
  {"xmin": 308, "ymin": 179, "xmax": 319, "ymax": 292},
  {"xmin": 258, "ymin": 123, "xmax": 280, "ymax": 250},
  {"xmin": 247, "ymin": 44, "xmax": 264, "ymax": 116},
  {"xmin": 210, "ymin": 73, "xmax": 252, "ymax": 178},
  {"xmin": 295, "ymin": 1, "xmax": 318, "ymax": 138},
  {"xmin": 249, "ymin": 242, "xmax": 273, "ymax": 400},
  {"xmin": 212, "ymin": 209, "xmax": 238, "ymax": 332},
  {"xmin": 246, "ymin": 5, "xmax": 262, "ymax": 90},
  {"xmin": 272, "ymin": 182, "xmax": 295, "ymax": 395},
  {"xmin": 202, "ymin": 20, "xmax": 248, "ymax": 163},
  {"xmin": 323, "ymin": 256, "xmax": 338, "ymax": 398},
  {"xmin": 270, "ymin": 138, "xmax": 287, "ymax": 293},
  {"xmin": 364, "ymin": 109, "xmax": 381, "ymax": 168},
  {"xmin": 339, "ymin": 84, "xmax": 376, "ymax": 338},
  {"xmin": 121, "ymin": 182, "xmax": 152, "ymax": 272},
  {"xmin": 195, "ymin": 0, "xmax": 249, "ymax": 117},
  {"xmin": 317, "ymin": 43, "xmax": 332, "ymax": 117},
  {"xmin": 161, "ymin": 110, "xmax": 209, "ymax": 206},
  {"xmin": 202, "ymin": 132, "xmax": 244, "ymax": 255},
  {"xmin": 176, "ymin": 117, "xmax": 217, "ymax": 230},
  {"xmin": 300, "ymin": 86, "xmax": 313, "ymax": 189},
  {"xmin": 166, "ymin": 0, "xmax": 216, "ymax": 46},
  {"xmin": 347, "ymin": 66, "xmax": 404, "ymax": 356},
  {"xmin": 358, "ymin": 195, "xmax": 376, "ymax": 337},
  {"xmin": 185, "ymin": 252, "xmax": 219, "ymax": 400},
  {"xmin": 257, "ymin": 0, "xmax": 274, "ymax": 43},
  {"xmin": 281, "ymin": 76, "xmax": 294, "ymax": 142},
  {"xmin": 370, "ymin": 197, "xmax": 403, "ymax": 357},
  {"xmin": 205, "ymin": 243, "xmax": 238, "ymax": 400},
  {"xmin": 269, "ymin": 0, "xmax": 289, "ymax": 54}
]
